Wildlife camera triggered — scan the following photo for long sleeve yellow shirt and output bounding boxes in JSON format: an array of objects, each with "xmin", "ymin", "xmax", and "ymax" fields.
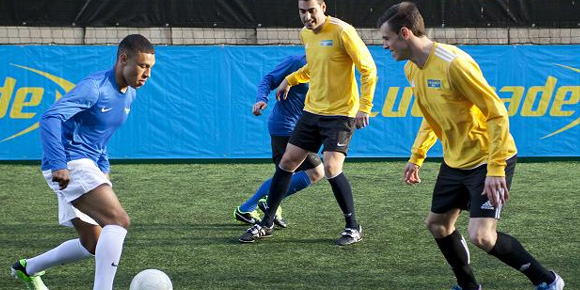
[
  {"xmin": 406, "ymin": 43, "xmax": 517, "ymax": 176},
  {"xmin": 285, "ymin": 16, "xmax": 377, "ymax": 117}
]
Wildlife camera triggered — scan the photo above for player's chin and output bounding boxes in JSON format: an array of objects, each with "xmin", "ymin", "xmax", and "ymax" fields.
[
  {"xmin": 133, "ymin": 81, "xmax": 146, "ymax": 89},
  {"xmin": 304, "ymin": 22, "xmax": 315, "ymax": 29},
  {"xmin": 391, "ymin": 52, "xmax": 401, "ymax": 60}
]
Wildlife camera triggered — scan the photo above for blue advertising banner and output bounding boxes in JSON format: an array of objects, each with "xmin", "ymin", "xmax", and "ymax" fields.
[{"xmin": 0, "ymin": 45, "xmax": 579, "ymax": 160}]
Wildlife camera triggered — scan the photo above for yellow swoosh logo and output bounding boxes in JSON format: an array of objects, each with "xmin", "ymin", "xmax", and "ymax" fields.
[
  {"xmin": 1, "ymin": 65, "xmax": 75, "ymax": 142},
  {"xmin": 541, "ymin": 64, "xmax": 580, "ymax": 140}
]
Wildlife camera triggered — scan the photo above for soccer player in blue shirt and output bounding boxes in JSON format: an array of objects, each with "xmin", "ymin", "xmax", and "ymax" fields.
[
  {"xmin": 11, "ymin": 34, "xmax": 155, "ymax": 290},
  {"xmin": 233, "ymin": 54, "xmax": 324, "ymax": 227}
]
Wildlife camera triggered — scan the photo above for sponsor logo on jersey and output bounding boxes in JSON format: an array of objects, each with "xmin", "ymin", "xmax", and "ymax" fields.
[
  {"xmin": 427, "ymin": 79, "xmax": 442, "ymax": 88},
  {"xmin": 320, "ymin": 40, "xmax": 333, "ymax": 47}
]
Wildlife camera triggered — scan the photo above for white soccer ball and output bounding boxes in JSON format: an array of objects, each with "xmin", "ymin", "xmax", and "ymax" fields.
[{"xmin": 129, "ymin": 269, "xmax": 173, "ymax": 290}]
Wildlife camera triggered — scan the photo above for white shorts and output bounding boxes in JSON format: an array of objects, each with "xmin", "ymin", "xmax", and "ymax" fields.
[{"xmin": 42, "ymin": 158, "xmax": 112, "ymax": 227}]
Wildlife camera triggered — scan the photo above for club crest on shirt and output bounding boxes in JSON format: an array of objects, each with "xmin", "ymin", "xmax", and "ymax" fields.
[
  {"xmin": 319, "ymin": 40, "xmax": 333, "ymax": 47},
  {"xmin": 427, "ymin": 79, "xmax": 442, "ymax": 88},
  {"xmin": 124, "ymin": 108, "xmax": 130, "ymax": 114}
]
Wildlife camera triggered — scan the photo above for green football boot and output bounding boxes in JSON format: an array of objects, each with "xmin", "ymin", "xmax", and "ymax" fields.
[
  {"xmin": 234, "ymin": 206, "xmax": 261, "ymax": 225},
  {"xmin": 11, "ymin": 259, "xmax": 49, "ymax": 290}
]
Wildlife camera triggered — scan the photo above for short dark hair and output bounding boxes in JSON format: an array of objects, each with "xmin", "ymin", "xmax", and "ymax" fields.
[
  {"xmin": 299, "ymin": 0, "xmax": 324, "ymax": 4},
  {"xmin": 117, "ymin": 34, "xmax": 155, "ymax": 58},
  {"xmin": 376, "ymin": 2, "xmax": 425, "ymax": 37}
]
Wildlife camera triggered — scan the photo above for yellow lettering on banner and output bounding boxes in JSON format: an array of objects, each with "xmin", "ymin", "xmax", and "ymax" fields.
[
  {"xmin": 0, "ymin": 77, "xmax": 16, "ymax": 118},
  {"xmin": 10, "ymin": 87, "xmax": 44, "ymax": 119},
  {"xmin": 550, "ymin": 86, "xmax": 580, "ymax": 117},
  {"xmin": 55, "ymin": 90, "xmax": 64, "ymax": 101},
  {"xmin": 521, "ymin": 76, "xmax": 557, "ymax": 116},
  {"xmin": 499, "ymin": 86, "xmax": 524, "ymax": 116},
  {"xmin": 382, "ymin": 87, "xmax": 413, "ymax": 117}
]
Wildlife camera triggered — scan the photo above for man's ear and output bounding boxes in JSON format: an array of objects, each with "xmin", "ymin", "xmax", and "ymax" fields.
[
  {"xmin": 400, "ymin": 27, "xmax": 411, "ymax": 39},
  {"xmin": 119, "ymin": 52, "xmax": 128, "ymax": 65}
]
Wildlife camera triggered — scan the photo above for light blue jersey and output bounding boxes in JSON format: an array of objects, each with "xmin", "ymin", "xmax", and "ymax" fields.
[{"xmin": 40, "ymin": 69, "xmax": 136, "ymax": 173}]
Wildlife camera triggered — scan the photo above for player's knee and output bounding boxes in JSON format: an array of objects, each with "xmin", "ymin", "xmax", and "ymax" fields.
[
  {"xmin": 279, "ymin": 157, "xmax": 299, "ymax": 172},
  {"xmin": 323, "ymin": 164, "xmax": 342, "ymax": 178},
  {"xmin": 103, "ymin": 211, "xmax": 131, "ymax": 229},
  {"xmin": 468, "ymin": 230, "xmax": 494, "ymax": 250},
  {"xmin": 308, "ymin": 165, "xmax": 325, "ymax": 182},
  {"xmin": 116, "ymin": 213, "xmax": 131, "ymax": 229},
  {"xmin": 425, "ymin": 219, "xmax": 452, "ymax": 238}
]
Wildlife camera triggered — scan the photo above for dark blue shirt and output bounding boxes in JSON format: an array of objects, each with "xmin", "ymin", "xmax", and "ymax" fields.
[
  {"xmin": 257, "ymin": 54, "xmax": 308, "ymax": 136},
  {"xmin": 40, "ymin": 69, "xmax": 136, "ymax": 173}
]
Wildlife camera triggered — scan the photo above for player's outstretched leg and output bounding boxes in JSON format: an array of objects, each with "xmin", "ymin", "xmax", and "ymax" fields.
[{"xmin": 11, "ymin": 236, "xmax": 95, "ymax": 290}]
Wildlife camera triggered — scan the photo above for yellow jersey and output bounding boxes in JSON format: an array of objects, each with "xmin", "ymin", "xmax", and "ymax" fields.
[
  {"xmin": 286, "ymin": 16, "xmax": 377, "ymax": 117},
  {"xmin": 406, "ymin": 43, "xmax": 517, "ymax": 176}
]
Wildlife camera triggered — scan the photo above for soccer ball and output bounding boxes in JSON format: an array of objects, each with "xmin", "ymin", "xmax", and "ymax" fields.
[{"xmin": 129, "ymin": 269, "xmax": 173, "ymax": 290}]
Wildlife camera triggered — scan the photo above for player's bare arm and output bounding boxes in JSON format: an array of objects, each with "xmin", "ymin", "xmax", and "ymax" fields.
[
  {"xmin": 482, "ymin": 176, "xmax": 509, "ymax": 207},
  {"xmin": 276, "ymin": 78, "xmax": 291, "ymax": 101},
  {"xmin": 355, "ymin": 111, "xmax": 369, "ymax": 129},
  {"xmin": 252, "ymin": 101, "xmax": 268, "ymax": 116},
  {"xmin": 52, "ymin": 169, "xmax": 71, "ymax": 190},
  {"xmin": 403, "ymin": 162, "xmax": 421, "ymax": 185}
]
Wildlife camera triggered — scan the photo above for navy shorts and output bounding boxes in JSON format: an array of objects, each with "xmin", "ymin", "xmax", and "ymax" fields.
[
  {"xmin": 431, "ymin": 155, "xmax": 517, "ymax": 219},
  {"xmin": 288, "ymin": 111, "xmax": 355, "ymax": 155}
]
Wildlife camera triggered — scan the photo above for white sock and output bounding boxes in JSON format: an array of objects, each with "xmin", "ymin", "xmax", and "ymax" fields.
[
  {"xmin": 93, "ymin": 225, "xmax": 127, "ymax": 290},
  {"xmin": 25, "ymin": 238, "xmax": 93, "ymax": 275}
]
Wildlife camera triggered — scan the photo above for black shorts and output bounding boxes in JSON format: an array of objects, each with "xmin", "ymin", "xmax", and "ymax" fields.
[
  {"xmin": 271, "ymin": 135, "xmax": 322, "ymax": 171},
  {"xmin": 431, "ymin": 155, "xmax": 517, "ymax": 219},
  {"xmin": 288, "ymin": 111, "xmax": 356, "ymax": 155}
]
